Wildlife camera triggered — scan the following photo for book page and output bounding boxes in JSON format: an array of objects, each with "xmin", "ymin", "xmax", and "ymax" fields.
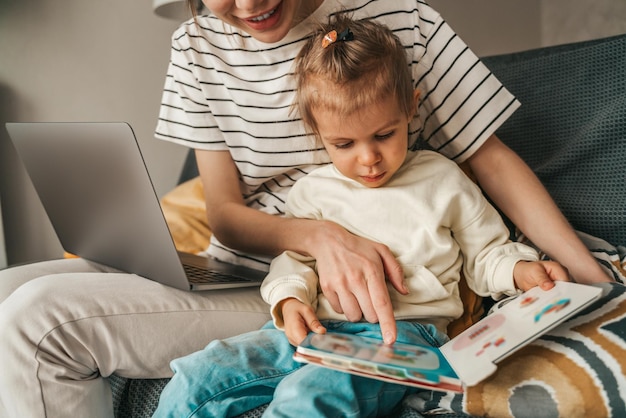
[{"xmin": 440, "ymin": 281, "xmax": 603, "ymax": 385}]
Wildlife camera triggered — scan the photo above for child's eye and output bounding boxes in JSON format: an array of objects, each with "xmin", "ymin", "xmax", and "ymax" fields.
[
  {"xmin": 375, "ymin": 131, "xmax": 395, "ymax": 140},
  {"xmin": 334, "ymin": 141, "xmax": 353, "ymax": 149}
]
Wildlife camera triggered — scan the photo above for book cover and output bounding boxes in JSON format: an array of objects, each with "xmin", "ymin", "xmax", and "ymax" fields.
[{"xmin": 295, "ymin": 331, "xmax": 464, "ymax": 392}]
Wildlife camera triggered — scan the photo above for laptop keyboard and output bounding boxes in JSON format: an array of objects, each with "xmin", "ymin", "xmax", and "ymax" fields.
[{"xmin": 183, "ymin": 264, "xmax": 254, "ymax": 284}]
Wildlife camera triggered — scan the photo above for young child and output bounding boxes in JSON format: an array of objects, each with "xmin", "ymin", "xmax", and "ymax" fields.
[{"xmin": 153, "ymin": 14, "xmax": 568, "ymax": 418}]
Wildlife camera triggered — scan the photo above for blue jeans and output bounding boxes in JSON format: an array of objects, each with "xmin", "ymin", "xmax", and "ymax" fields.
[{"xmin": 153, "ymin": 320, "xmax": 449, "ymax": 418}]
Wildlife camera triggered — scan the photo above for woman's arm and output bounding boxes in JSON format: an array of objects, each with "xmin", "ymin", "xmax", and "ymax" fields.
[
  {"xmin": 466, "ymin": 135, "xmax": 612, "ymax": 284},
  {"xmin": 195, "ymin": 149, "xmax": 406, "ymax": 344}
]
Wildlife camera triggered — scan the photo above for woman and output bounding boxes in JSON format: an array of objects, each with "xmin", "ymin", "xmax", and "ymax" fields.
[{"xmin": 0, "ymin": 1, "xmax": 611, "ymax": 417}]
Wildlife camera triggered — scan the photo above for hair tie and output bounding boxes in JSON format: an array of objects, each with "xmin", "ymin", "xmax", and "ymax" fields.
[{"xmin": 322, "ymin": 27, "xmax": 354, "ymax": 49}]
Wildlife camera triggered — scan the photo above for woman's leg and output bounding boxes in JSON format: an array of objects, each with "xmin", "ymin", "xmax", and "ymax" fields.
[
  {"xmin": 264, "ymin": 321, "xmax": 449, "ymax": 418},
  {"xmin": 153, "ymin": 324, "xmax": 303, "ymax": 418},
  {"xmin": 0, "ymin": 260, "xmax": 270, "ymax": 418},
  {"xmin": 0, "ymin": 258, "xmax": 119, "ymax": 302}
]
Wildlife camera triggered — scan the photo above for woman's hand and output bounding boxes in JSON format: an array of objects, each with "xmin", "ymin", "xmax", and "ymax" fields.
[
  {"xmin": 195, "ymin": 149, "xmax": 406, "ymax": 344},
  {"xmin": 307, "ymin": 221, "xmax": 407, "ymax": 345},
  {"xmin": 281, "ymin": 298, "xmax": 326, "ymax": 346}
]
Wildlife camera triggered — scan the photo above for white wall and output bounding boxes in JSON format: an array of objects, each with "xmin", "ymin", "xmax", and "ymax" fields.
[
  {"xmin": 429, "ymin": 0, "xmax": 543, "ymax": 56},
  {"xmin": 1, "ymin": 1, "xmax": 625, "ymax": 266},
  {"xmin": 0, "ymin": 0, "xmax": 187, "ymax": 265},
  {"xmin": 541, "ymin": 0, "xmax": 626, "ymax": 46},
  {"xmin": 431, "ymin": 0, "xmax": 626, "ymax": 55}
]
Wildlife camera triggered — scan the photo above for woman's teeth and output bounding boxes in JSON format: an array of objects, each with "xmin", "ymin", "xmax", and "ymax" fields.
[{"xmin": 251, "ymin": 8, "xmax": 275, "ymax": 22}]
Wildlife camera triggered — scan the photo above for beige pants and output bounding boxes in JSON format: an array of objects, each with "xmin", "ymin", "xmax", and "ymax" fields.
[{"xmin": 0, "ymin": 258, "xmax": 270, "ymax": 418}]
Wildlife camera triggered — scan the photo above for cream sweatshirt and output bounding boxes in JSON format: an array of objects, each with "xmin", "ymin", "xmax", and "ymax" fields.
[{"xmin": 261, "ymin": 151, "xmax": 538, "ymax": 332}]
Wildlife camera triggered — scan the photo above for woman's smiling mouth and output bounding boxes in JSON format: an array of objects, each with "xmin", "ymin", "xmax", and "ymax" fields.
[
  {"xmin": 243, "ymin": 2, "xmax": 282, "ymax": 30},
  {"xmin": 249, "ymin": 8, "xmax": 276, "ymax": 22}
]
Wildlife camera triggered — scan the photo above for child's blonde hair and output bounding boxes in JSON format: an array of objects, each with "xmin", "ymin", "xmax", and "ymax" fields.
[{"xmin": 294, "ymin": 13, "xmax": 414, "ymax": 138}]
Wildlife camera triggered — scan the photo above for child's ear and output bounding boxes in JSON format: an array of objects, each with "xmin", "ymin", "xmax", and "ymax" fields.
[{"xmin": 411, "ymin": 89, "xmax": 421, "ymax": 116}]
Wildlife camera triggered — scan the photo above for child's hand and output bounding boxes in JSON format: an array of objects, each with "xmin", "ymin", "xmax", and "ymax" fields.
[
  {"xmin": 280, "ymin": 298, "xmax": 326, "ymax": 346},
  {"xmin": 513, "ymin": 260, "xmax": 570, "ymax": 292}
]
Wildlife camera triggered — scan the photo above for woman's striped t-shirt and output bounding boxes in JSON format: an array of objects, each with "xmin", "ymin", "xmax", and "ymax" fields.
[{"xmin": 155, "ymin": 0, "xmax": 520, "ymax": 267}]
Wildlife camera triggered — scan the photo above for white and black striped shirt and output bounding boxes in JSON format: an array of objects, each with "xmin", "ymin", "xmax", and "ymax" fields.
[{"xmin": 155, "ymin": 0, "xmax": 519, "ymax": 267}]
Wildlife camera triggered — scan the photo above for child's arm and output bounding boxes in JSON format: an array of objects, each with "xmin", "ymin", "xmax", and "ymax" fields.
[
  {"xmin": 280, "ymin": 298, "xmax": 327, "ymax": 346},
  {"xmin": 513, "ymin": 260, "xmax": 570, "ymax": 292},
  {"xmin": 261, "ymin": 251, "xmax": 322, "ymax": 334}
]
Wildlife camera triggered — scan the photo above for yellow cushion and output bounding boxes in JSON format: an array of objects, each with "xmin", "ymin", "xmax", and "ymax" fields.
[
  {"xmin": 448, "ymin": 272, "xmax": 484, "ymax": 338},
  {"xmin": 160, "ymin": 176, "xmax": 212, "ymax": 254}
]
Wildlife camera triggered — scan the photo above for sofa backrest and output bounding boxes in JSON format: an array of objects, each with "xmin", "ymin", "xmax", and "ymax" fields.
[{"xmin": 482, "ymin": 34, "xmax": 626, "ymax": 247}]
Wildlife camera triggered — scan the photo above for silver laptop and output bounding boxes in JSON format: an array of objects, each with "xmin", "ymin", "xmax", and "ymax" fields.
[{"xmin": 5, "ymin": 122, "xmax": 267, "ymax": 291}]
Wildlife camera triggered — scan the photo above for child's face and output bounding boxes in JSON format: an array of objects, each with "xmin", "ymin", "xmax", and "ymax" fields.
[
  {"xmin": 315, "ymin": 95, "xmax": 412, "ymax": 188},
  {"xmin": 201, "ymin": 0, "xmax": 322, "ymax": 44}
]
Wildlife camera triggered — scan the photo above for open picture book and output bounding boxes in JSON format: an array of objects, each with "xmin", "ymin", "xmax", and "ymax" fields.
[{"xmin": 294, "ymin": 281, "xmax": 603, "ymax": 392}]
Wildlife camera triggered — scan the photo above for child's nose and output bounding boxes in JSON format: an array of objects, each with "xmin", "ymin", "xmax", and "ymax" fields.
[{"xmin": 358, "ymin": 147, "xmax": 381, "ymax": 166}]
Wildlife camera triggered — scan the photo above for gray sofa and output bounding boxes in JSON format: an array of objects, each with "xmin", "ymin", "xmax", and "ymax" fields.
[{"xmin": 110, "ymin": 33, "xmax": 626, "ymax": 417}]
